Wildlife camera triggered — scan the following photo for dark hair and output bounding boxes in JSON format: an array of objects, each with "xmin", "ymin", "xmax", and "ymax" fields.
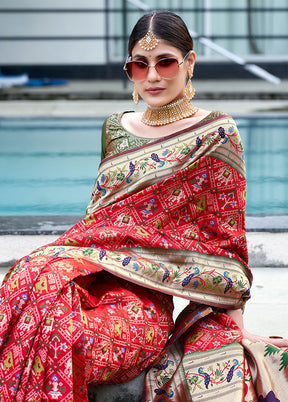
[{"xmin": 128, "ymin": 10, "xmax": 193, "ymax": 57}]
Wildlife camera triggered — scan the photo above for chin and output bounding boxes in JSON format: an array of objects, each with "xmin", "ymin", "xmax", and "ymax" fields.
[
  {"xmin": 147, "ymin": 93, "xmax": 185, "ymax": 108},
  {"xmin": 144, "ymin": 97, "xmax": 174, "ymax": 108}
]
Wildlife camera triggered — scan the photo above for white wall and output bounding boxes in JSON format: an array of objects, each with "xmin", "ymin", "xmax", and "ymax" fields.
[{"xmin": 0, "ymin": 0, "xmax": 106, "ymax": 65}]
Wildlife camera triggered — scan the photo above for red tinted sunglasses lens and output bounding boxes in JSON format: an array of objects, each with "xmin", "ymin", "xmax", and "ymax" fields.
[
  {"xmin": 155, "ymin": 58, "xmax": 179, "ymax": 78},
  {"xmin": 125, "ymin": 57, "xmax": 180, "ymax": 81},
  {"xmin": 125, "ymin": 61, "xmax": 148, "ymax": 81}
]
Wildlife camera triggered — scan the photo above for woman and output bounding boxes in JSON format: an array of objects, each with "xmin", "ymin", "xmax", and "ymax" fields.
[{"xmin": 0, "ymin": 10, "xmax": 287, "ymax": 401}]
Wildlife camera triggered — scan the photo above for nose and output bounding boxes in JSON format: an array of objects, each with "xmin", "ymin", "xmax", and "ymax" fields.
[{"xmin": 147, "ymin": 65, "xmax": 161, "ymax": 81}]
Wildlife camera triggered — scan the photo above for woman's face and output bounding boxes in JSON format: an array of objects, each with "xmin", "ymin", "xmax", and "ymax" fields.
[{"xmin": 130, "ymin": 39, "xmax": 196, "ymax": 108}]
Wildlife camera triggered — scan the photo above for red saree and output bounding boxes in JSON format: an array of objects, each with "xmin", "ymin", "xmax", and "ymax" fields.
[{"xmin": 0, "ymin": 112, "xmax": 287, "ymax": 401}]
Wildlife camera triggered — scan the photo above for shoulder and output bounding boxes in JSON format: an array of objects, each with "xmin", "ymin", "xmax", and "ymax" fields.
[
  {"xmin": 207, "ymin": 110, "xmax": 238, "ymax": 129},
  {"xmin": 104, "ymin": 111, "xmax": 138, "ymax": 131},
  {"xmin": 103, "ymin": 111, "xmax": 123, "ymax": 127},
  {"xmin": 199, "ymin": 111, "xmax": 241, "ymax": 143},
  {"xmin": 193, "ymin": 109, "xmax": 235, "ymax": 126},
  {"xmin": 206, "ymin": 110, "xmax": 233, "ymax": 120},
  {"xmin": 106, "ymin": 110, "xmax": 137, "ymax": 121},
  {"xmin": 216, "ymin": 111, "xmax": 238, "ymax": 130},
  {"xmin": 121, "ymin": 111, "xmax": 142, "ymax": 130}
]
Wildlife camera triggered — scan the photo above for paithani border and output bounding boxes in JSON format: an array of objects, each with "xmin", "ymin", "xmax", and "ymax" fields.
[
  {"xmin": 93, "ymin": 247, "xmax": 252, "ymax": 310},
  {"xmin": 30, "ymin": 243, "xmax": 252, "ymax": 310},
  {"xmin": 177, "ymin": 342, "xmax": 245, "ymax": 401},
  {"xmin": 88, "ymin": 114, "xmax": 245, "ymax": 211},
  {"xmin": 100, "ymin": 113, "xmax": 232, "ymax": 166}
]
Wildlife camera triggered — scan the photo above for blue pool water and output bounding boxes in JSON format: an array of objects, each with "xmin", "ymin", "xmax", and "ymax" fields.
[
  {"xmin": 0, "ymin": 116, "xmax": 287, "ymax": 216},
  {"xmin": 0, "ymin": 118, "xmax": 102, "ymax": 215}
]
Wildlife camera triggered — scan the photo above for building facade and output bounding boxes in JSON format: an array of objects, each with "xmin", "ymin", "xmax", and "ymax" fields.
[{"xmin": 0, "ymin": 0, "xmax": 287, "ymax": 79}]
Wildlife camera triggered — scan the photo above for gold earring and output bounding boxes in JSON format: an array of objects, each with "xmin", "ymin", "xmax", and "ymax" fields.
[
  {"xmin": 133, "ymin": 83, "xmax": 139, "ymax": 105},
  {"xmin": 185, "ymin": 72, "xmax": 195, "ymax": 100}
]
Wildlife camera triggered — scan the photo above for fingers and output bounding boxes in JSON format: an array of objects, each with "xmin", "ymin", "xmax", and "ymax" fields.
[
  {"xmin": 268, "ymin": 337, "xmax": 288, "ymax": 348},
  {"xmin": 242, "ymin": 330, "xmax": 288, "ymax": 348}
]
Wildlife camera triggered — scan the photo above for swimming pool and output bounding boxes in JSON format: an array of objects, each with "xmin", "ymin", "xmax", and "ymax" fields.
[
  {"xmin": 0, "ymin": 118, "xmax": 102, "ymax": 216},
  {"xmin": 0, "ymin": 116, "xmax": 287, "ymax": 216}
]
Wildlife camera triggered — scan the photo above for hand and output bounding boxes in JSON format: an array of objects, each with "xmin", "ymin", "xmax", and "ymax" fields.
[
  {"xmin": 242, "ymin": 328, "xmax": 288, "ymax": 348},
  {"xmin": 226, "ymin": 309, "xmax": 288, "ymax": 349}
]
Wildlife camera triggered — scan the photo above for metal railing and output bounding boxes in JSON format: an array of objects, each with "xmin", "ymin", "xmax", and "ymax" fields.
[{"xmin": 1, "ymin": 4, "xmax": 288, "ymax": 42}]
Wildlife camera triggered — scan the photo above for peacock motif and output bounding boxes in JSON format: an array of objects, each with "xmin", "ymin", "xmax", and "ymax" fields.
[
  {"xmin": 198, "ymin": 366, "xmax": 211, "ymax": 389},
  {"xmin": 99, "ymin": 249, "xmax": 106, "ymax": 261},
  {"xmin": 122, "ymin": 256, "xmax": 132, "ymax": 266},
  {"xmin": 96, "ymin": 180, "xmax": 107, "ymax": 196},
  {"xmin": 154, "ymin": 388, "xmax": 174, "ymax": 397},
  {"xmin": 151, "ymin": 153, "xmax": 165, "ymax": 167},
  {"xmin": 181, "ymin": 267, "xmax": 200, "ymax": 287},
  {"xmin": 223, "ymin": 271, "xmax": 233, "ymax": 293},
  {"xmin": 226, "ymin": 359, "xmax": 239, "ymax": 383},
  {"xmin": 161, "ymin": 264, "xmax": 170, "ymax": 283},
  {"xmin": 153, "ymin": 359, "xmax": 174, "ymax": 370},
  {"xmin": 126, "ymin": 161, "xmax": 136, "ymax": 183},
  {"xmin": 218, "ymin": 126, "xmax": 228, "ymax": 143}
]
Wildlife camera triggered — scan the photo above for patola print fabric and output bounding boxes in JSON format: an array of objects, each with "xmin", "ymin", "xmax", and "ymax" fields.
[{"xmin": 0, "ymin": 112, "xmax": 287, "ymax": 401}]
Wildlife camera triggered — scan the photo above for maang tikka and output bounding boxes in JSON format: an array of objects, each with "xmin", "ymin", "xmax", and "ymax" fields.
[
  {"xmin": 132, "ymin": 13, "xmax": 159, "ymax": 104},
  {"xmin": 138, "ymin": 13, "xmax": 159, "ymax": 51}
]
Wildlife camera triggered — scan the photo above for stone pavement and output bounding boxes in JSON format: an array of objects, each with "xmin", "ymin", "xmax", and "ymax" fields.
[
  {"xmin": 1, "ymin": 78, "xmax": 288, "ymax": 100},
  {"xmin": 0, "ymin": 78, "xmax": 288, "ymax": 119}
]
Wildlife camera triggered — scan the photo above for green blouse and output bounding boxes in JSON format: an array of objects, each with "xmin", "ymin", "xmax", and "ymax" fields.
[{"xmin": 101, "ymin": 110, "xmax": 222, "ymax": 160}]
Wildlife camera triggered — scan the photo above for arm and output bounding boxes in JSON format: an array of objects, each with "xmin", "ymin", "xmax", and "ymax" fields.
[{"xmin": 226, "ymin": 308, "xmax": 288, "ymax": 348}]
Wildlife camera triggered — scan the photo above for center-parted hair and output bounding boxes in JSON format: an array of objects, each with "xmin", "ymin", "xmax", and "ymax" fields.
[{"xmin": 128, "ymin": 10, "xmax": 193, "ymax": 57}]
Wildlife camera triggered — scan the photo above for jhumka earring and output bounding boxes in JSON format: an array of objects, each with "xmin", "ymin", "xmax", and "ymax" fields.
[
  {"xmin": 185, "ymin": 72, "xmax": 195, "ymax": 100},
  {"xmin": 133, "ymin": 83, "xmax": 139, "ymax": 105}
]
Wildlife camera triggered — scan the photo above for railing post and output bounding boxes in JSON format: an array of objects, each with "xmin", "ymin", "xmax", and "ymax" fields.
[
  {"xmin": 105, "ymin": 0, "xmax": 110, "ymax": 68},
  {"xmin": 122, "ymin": 0, "xmax": 128, "ymax": 88}
]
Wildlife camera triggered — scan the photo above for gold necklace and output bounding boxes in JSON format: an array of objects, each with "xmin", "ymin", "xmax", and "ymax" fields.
[{"xmin": 141, "ymin": 98, "xmax": 198, "ymax": 126}]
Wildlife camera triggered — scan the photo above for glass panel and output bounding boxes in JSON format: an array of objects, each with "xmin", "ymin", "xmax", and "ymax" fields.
[{"xmin": 108, "ymin": 0, "xmax": 288, "ymax": 60}]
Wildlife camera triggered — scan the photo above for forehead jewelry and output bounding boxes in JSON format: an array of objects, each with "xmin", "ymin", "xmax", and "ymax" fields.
[{"xmin": 138, "ymin": 14, "xmax": 159, "ymax": 50}]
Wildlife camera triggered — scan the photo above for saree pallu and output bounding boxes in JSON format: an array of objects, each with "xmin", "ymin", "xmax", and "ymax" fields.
[{"xmin": 0, "ymin": 113, "xmax": 287, "ymax": 401}]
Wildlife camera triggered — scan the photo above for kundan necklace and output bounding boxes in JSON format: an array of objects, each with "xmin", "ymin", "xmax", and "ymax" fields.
[{"xmin": 141, "ymin": 98, "xmax": 198, "ymax": 126}]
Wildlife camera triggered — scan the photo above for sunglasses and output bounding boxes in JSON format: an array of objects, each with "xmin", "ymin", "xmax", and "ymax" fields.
[{"xmin": 123, "ymin": 51, "xmax": 190, "ymax": 82}]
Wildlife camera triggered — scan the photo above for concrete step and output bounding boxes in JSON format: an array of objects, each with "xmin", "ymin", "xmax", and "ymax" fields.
[{"xmin": 1, "ymin": 79, "xmax": 288, "ymax": 101}]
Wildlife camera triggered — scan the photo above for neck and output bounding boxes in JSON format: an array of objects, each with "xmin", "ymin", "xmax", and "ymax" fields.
[{"xmin": 141, "ymin": 98, "xmax": 198, "ymax": 126}]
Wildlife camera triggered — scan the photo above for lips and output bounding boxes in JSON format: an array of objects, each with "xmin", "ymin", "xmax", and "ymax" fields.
[{"xmin": 146, "ymin": 87, "xmax": 165, "ymax": 95}]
